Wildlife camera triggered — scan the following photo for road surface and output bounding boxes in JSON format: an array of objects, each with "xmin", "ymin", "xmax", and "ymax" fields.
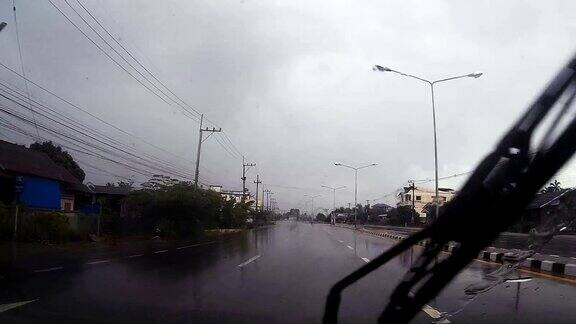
[{"xmin": 1, "ymin": 221, "xmax": 575, "ymax": 323}]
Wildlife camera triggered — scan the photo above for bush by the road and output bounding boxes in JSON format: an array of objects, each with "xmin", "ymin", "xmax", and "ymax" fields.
[
  {"xmin": 122, "ymin": 176, "xmax": 252, "ymax": 238},
  {"xmin": 20, "ymin": 211, "xmax": 74, "ymax": 243}
]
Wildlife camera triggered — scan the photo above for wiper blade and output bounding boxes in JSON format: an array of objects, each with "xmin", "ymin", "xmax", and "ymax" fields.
[{"xmin": 324, "ymin": 52, "xmax": 576, "ymax": 323}]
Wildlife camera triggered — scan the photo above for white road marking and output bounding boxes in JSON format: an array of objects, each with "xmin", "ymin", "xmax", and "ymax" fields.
[
  {"xmin": 33, "ymin": 267, "xmax": 63, "ymax": 273},
  {"xmin": 86, "ymin": 260, "xmax": 111, "ymax": 265},
  {"xmin": 343, "ymin": 225, "xmax": 450, "ymax": 323},
  {"xmin": 237, "ymin": 255, "xmax": 261, "ymax": 268},
  {"xmin": 153, "ymin": 249, "xmax": 169, "ymax": 254},
  {"xmin": 176, "ymin": 241, "xmax": 215, "ymax": 250},
  {"xmin": 337, "ymin": 240, "xmax": 343, "ymax": 243},
  {"xmin": 0, "ymin": 300, "xmax": 37, "ymax": 313},
  {"xmin": 127, "ymin": 254, "xmax": 144, "ymax": 258},
  {"xmin": 421, "ymin": 304, "xmax": 450, "ymax": 323}
]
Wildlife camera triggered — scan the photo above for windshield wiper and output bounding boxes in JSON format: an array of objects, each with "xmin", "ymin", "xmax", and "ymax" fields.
[{"xmin": 324, "ymin": 52, "xmax": 576, "ymax": 323}]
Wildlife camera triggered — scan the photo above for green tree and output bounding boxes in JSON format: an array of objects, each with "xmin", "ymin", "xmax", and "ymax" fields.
[
  {"xmin": 106, "ymin": 180, "xmax": 134, "ymax": 188},
  {"xmin": 124, "ymin": 176, "xmax": 252, "ymax": 237},
  {"xmin": 30, "ymin": 141, "xmax": 85, "ymax": 181}
]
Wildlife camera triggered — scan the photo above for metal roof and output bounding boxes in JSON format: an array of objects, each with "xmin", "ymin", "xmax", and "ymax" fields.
[{"xmin": 0, "ymin": 140, "xmax": 80, "ymax": 184}]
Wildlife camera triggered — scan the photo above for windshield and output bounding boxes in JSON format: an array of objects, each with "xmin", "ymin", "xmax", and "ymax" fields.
[{"xmin": 1, "ymin": 1, "xmax": 575, "ymax": 323}]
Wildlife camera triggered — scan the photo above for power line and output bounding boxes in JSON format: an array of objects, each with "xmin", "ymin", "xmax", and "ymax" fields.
[
  {"xmin": 69, "ymin": 0, "xmax": 248, "ymax": 164},
  {"xmin": 0, "ymin": 105, "xmax": 198, "ymax": 180},
  {"xmin": 0, "ymin": 91, "xmax": 197, "ymax": 179},
  {"xmin": 0, "ymin": 81, "xmax": 196, "ymax": 176},
  {"xmin": 65, "ymin": 0, "xmax": 248, "ymax": 160},
  {"xmin": 10, "ymin": 0, "xmax": 40, "ymax": 139},
  {"xmin": 0, "ymin": 115, "xmax": 212, "ymax": 187},
  {"xmin": 73, "ymin": 0, "xmax": 206, "ymax": 119},
  {"xmin": 0, "ymin": 61, "xmax": 200, "ymax": 167},
  {"xmin": 45, "ymin": 0, "xmax": 187, "ymax": 111},
  {"xmin": 58, "ymin": 0, "xmax": 202, "ymax": 122}
]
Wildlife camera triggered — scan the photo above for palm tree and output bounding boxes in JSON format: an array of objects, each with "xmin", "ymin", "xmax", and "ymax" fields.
[{"xmin": 541, "ymin": 180, "xmax": 562, "ymax": 193}]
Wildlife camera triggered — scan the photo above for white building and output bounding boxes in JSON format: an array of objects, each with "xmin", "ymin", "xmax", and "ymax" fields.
[
  {"xmin": 397, "ymin": 186, "xmax": 456, "ymax": 219},
  {"xmin": 208, "ymin": 185, "xmax": 255, "ymax": 205}
]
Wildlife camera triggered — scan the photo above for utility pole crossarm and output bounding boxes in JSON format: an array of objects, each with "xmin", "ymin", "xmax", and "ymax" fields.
[
  {"xmin": 242, "ymin": 157, "xmax": 256, "ymax": 202},
  {"xmin": 194, "ymin": 115, "xmax": 223, "ymax": 190}
]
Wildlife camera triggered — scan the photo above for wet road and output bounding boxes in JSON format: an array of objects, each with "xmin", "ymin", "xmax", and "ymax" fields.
[{"xmin": 1, "ymin": 221, "xmax": 575, "ymax": 323}]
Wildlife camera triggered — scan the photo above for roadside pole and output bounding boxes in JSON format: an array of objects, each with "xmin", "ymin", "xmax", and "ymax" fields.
[
  {"xmin": 194, "ymin": 114, "xmax": 222, "ymax": 189},
  {"xmin": 97, "ymin": 205, "xmax": 101, "ymax": 237},
  {"xmin": 254, "ymin": 175, "xmax": 261, "ymax": 211},
  {"xmin": 13, "ymin": 204, "xmax": 18, "ymax": 241},
  {"xmin": 242, "ymin": 157, "xmax": 256, "ymax": 202}
]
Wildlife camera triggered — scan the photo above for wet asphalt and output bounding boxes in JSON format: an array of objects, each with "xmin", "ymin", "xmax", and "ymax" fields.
[{"xmin": 0, "ymin": 221, "xmax": 575, "ymax": 323}]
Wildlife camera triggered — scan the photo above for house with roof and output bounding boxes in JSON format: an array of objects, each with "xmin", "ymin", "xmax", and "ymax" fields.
[
  {"xmin": 0, "ymin": 140, "xmax": 81, "ymax": 210},
  {"xmin": 514, "ymin": 189, "xmax": 575, "ymax": 233},
  {"xmin": 81, "ymin": 183, "xmax": 131, "ymax": 216},
  {"xmin": 397, "ymin": 186, "xmax": 456, "ymax": 220}
]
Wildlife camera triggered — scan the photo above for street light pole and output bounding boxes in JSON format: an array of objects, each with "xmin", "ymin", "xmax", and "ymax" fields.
[
  {"xmin": 373, "ymin": 65, "xmax": 482, "ymax": 220},
  {"xmin": 334, "ymin": 163, "xmax": 377, "ymax": 227},
  {"xmin": 304, "ymin": 194, "xmax": 320, "ymax": 222},
  {"xmin": 321, "ymin": 185, "xmax": 346, "ymax": 225}
]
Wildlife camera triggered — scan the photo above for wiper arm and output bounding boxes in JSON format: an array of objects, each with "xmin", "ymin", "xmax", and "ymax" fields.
[{"xmin": 324, "ymin": 52, "xmax": 576, "ymax": 324}]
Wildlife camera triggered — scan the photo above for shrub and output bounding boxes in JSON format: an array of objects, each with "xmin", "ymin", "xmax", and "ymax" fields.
[
  {"xmin": 0, "ymin": 204, "xmax": 14, "ymax": 240},
  {"xmin": 21, "ymin": 211, "xmax": 74, "ymax": 243}
]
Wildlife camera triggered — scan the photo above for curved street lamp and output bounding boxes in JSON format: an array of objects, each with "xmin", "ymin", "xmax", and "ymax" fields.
[
  {"xmin": 321, "ymin": 185, "xmax": 346, "ymax": 225},
  {"xmin": 334, "ymin": 162, "xmax": 378, "ymax": 226},
  {"xmin": 373, "ymin": 65, "xmax": 482, "ymax": 219}
]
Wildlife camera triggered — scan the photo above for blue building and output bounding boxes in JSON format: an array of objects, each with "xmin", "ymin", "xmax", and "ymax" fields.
[{"xmin": 0, "ymin": 140, "xmax": 81, "ymax": 210}]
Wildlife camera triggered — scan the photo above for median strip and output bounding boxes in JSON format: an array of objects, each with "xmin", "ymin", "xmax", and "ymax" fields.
[{"xmin": 337, "ymin": 224, "xmax": 576, "ymax": 280}]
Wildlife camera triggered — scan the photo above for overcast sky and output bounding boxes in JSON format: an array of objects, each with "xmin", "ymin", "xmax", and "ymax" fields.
[{"xmin": 1, "ymin": 0, "xmax": 575, "ymax": 212}]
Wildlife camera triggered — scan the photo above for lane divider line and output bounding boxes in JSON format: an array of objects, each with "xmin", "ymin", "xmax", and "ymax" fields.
[
  {"xmin": 127, "ymin": 254, "xmax": 144, "ymax": 258},
  {"xmin": 238, "ymin": 255, "xmax": 261, "ymax": 268},
  {"xmin": 86, "ymin": 260, "xmax": 111, "ymax": 265},
  {"xmin": 176, "ymin": 241, "xmax": 216, "ymax": 250},
  {"xmin": 33, "ymin": 267, "xmax": 63, "ymax": 273},
  {"xmin": 153, "ymin": 250, "xmax": 169, "ymax": 254},
  {"xmin": 346, "ymin": 245, "xmax": 354, "ymax": 250},
  {"xmin": 361, "ymin": 257, "xmax": 370, "ymax": 263},
  {"xmin": 0, "ymin": 299, "xmax": 37, "ymax": 313}
]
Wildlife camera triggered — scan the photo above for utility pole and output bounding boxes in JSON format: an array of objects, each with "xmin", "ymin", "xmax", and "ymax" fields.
[
  {"xmin": 241, "ymin": 157, "xmax": 256, "ymax": 202},
  {"xmin": 263, "ymin": 189, "xmax": 271, "ymax": 211},
  {"xmin": 254, "ymin": 175, "xmax": 261, "ymax": 211},
  {"xmin": 410, "ymin": 181, "xmax": 416, "ymax": 211},
  {"xmin": 268, "ymin": 192, "xmax": 274, "ymax": 212},
  {"xmin": 194, "ymin": 114, "xmax": 221, "ymax": 189}
]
